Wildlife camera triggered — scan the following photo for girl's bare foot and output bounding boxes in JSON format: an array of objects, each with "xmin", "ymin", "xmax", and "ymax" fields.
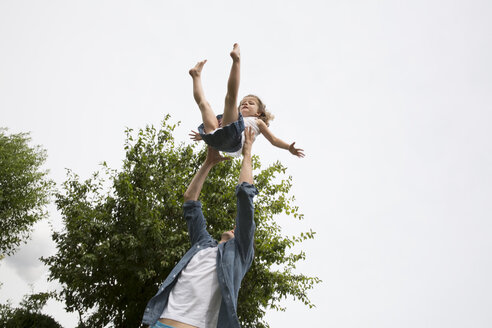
[
  {"xmin": 189, "ymin": 60, "xmax": 207, "ymax": 78},
  {"xmin": 230, "ymin": 43, "xmax": 240, "ymax": 62}
]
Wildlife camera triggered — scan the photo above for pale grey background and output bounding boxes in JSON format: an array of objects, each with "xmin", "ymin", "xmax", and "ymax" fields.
[{"xmin": 1, "ymin": 0, "xmax": 491, "ymax": 327}]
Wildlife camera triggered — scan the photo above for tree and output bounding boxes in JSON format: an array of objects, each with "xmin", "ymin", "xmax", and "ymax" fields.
[
  {"xmin": 42, "ymin": 115, "xmax": 320, "ymax": 327},
  {"xmin": 2, "ymin": 310, "xmax": 62, "ymax": 328},
  {"xmin": 0, "ymin": 128, "xmax": 53, "ymax": 256},
  {"xmin": 0, "ymin": 292, "xmax": 62, "ymax": 328}
]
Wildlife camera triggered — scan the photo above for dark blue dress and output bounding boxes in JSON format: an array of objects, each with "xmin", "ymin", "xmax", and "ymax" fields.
[{"xmin": 198, "ymin": 113, "xmax": 245, "ymax": 153}]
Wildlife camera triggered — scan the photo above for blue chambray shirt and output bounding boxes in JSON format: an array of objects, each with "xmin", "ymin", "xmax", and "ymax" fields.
[{"xmin": 142, "ymin": 182, "xmax": 258, "ymax": 328}]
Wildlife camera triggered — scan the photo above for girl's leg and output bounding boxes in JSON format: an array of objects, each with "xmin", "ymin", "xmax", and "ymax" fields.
[
  {"xmin": 221, "ymin": 43, "xmax": 240, "ymax": 126},
  {"xmin": 189, "ymin": 60, "xmax": 219, "ymax": 134}
]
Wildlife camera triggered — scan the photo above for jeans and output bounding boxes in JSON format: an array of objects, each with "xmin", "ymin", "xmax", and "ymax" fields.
[{"xmin": 151, "ymin": 321, "xmax": 175, "ymax": 328}]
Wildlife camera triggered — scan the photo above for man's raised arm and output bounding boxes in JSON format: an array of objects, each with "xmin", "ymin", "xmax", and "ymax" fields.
[
  {"xmin": 183, "ymin": 147, "xmax": 229, "ymax": 245},
  {"xmin": 235, "ymin": 127, "xmax": 258, "ymax": 262},
  {"xmin": 184, "ymin": 147, "xmax": 229, "ymax": 202},
  {"xmin": 238, "ymin": 128, "xmax": 254, "ymax": 185}
]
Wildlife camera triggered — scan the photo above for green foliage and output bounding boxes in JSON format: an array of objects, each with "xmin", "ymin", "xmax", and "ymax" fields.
[
  {"xmin": 1, "ymin": 309, "xmax": 62, "ymax": 328},
  {"xmin": 0, "ymin": 292, "xmax": 62, "ymax": 328},
  {"xmin": 0, "ymin": 301, "xmax": 14, "ymax": 327},
  {"xmin": 42, "ymin": 115, "xmax": 320, "ymax": 327},
  {"xmin": 19, "ymin": 292, "xmax": 55, "ymax": 314},
  {"xmin": 0, "ymin": 128, "xmax": 54, "ymax": 256}
]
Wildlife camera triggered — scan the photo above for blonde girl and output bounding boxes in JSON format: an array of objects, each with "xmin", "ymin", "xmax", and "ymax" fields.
[{"xmin": 189, "ymin": 43, "xmax": 304, "ymax": 158}]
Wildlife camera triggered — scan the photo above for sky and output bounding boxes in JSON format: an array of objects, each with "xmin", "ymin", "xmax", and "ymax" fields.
[{"xmin": 1, "ymin": 0, "xmax": 492, "ymax": 327}]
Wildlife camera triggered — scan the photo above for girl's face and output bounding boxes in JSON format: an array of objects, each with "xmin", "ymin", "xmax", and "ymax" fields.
[{"xmin": 239, "ymin": 97, "xmax": 260, "ymax": 117}]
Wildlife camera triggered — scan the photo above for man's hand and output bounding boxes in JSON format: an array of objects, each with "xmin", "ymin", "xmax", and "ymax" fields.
[
  {"xmin": 288, "ymin": 142, "xmax": 305, "ymax": 158},
  {"xmin": 242, "ymin": 127, "xmax": 255, "ymax": 156},
  {"xmin": 205, "ymin": 146, "xmax": 231, "ymax": 166}
]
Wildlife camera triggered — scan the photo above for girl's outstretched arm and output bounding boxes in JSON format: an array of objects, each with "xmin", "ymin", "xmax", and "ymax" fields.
[
  {"xmin": 257, "ymin": 120, "xmax": 305, "ymax": 158},
  {"xmin": 189, "ymin": 130, "xmax": 202, "ymax": 141}
]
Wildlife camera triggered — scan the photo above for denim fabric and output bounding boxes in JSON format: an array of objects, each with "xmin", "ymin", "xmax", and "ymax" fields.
[
  {"xmin": 198, "ymin": 112, "xmax": 245, "ymax": 153},
  {"xmin": 142, "ymin": 182, "xmax": 259, "ymax": 328}
]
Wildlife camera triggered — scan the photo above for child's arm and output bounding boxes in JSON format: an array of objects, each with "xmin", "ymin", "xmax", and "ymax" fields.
[
  {"xmin": 189, "ymin": 117, "xmax": 222, "ymax": 141},
  {"xmin": 257, "ymin": 120, "xmax": 305, "ymax": 158},
  {"xmin": 189, "ymin": 130, "xmax": 202, "ymax": 141}
]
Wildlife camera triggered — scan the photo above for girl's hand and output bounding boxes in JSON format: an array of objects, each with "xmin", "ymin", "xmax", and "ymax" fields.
[
  {"xmin": 289, "ymin": 142, "xmax": 305, "ymax": 158},
  {"xmin": 189, "ymin": 130, "xmax": 202, "ymax": 141}
]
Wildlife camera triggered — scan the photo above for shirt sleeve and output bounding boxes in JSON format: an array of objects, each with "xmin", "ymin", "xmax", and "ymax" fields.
[
  {"xmin": 183, "ymin": 200, "xmax": 213, "ymax": 246},
  {"xmin": 234, "ymin": 182, "xmax": 259, "ymax": 262}
]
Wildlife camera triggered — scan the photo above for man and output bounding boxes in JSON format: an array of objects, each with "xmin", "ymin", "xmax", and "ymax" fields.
[{"xmin": 142, "ymin": 127, "xmax": 258, "ymax": 328}]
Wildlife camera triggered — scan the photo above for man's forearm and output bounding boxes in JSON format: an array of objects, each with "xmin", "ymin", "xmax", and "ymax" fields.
[
  {"xmin": 239, "ymin": 152, "xmax": 253, "ymax": 185},
  {"xmin": 184, "ymin": 162, "xmax": 213, "ymax": 201}
]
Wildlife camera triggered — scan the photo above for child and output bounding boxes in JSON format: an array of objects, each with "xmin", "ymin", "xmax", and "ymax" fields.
[{"xmin": 188, "ymin": 43, "xmax": 305, "ymax": 158}]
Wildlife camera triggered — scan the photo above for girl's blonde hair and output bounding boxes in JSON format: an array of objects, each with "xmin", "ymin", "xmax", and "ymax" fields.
[{"xmin": 239, "ymin": 94, "xmax": 275, "ymax": 126}]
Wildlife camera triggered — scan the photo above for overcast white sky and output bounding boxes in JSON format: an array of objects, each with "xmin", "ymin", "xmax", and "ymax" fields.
[{"xmin": 1, "ymin": 0, "xmax": 492, "ymax": 327}]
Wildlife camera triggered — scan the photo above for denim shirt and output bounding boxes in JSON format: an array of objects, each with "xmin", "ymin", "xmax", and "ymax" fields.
[{"xmin": 142, "ymin": 182, "xmax": 259, "ymax": 328}]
